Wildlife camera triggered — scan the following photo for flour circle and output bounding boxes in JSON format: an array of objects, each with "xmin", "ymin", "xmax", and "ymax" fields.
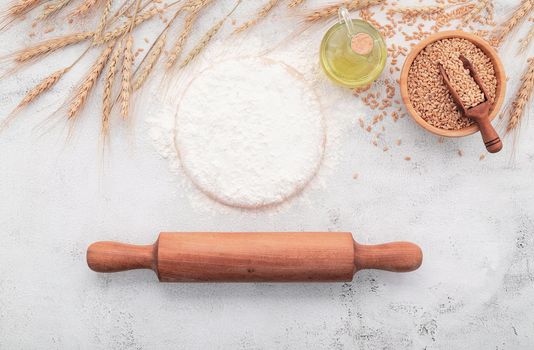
[{"xmin": 174, "ymin": 57, "xmax": 325, "ymax": 209}]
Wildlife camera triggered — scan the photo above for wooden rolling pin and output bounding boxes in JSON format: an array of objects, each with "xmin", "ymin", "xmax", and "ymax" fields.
[{"xmin": 87, "ymin": 232, "xmax": 422, "ymax": 282}]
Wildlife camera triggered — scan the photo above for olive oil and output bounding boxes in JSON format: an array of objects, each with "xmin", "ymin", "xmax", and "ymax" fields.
[{"xmin": 320, "ymin": 19, "xmax": 387, "ymax": 88}]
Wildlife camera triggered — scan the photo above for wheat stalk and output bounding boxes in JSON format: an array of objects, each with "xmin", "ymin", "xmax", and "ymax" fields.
[
  {"xmin": 305, "ymin": 0, "xmax": 384, "ymax": 22},
  {"xmin": 38, "ymin": 0, "xmax": 71, "ymax": 19},
  {"xmin": 234, "ymin": 0, "xmax": 280, "ymax": 33},
  {"xmin": 69, "ymin": 0, "xmax": 101, "ymax": 17},
  {"xmin": 506, "ymin": 57, "xmax": 534, "ymax": 133},
  {"xmin": 133, "ymin": 32, "xmax": 166, "ymax": 90},
  {"xmin": 167, "ymin": 11, "xmax": 198, "ymax": 69},
  {"xmin": 67, "ymin": 43, "xmax": 114, "ymax": 120},
  {"xmin": 14, "ymin": 32, "xmax": 93, "ymax": 62},
  {"xmin": 288, "ymin": 0, "xmax": 306, "ymax": 8},
  {"xmin": 102, "ymin": 42, "xmax": 121, "ymax": 138},
  {"xmin": 519, "ymin": 21, "xmax": 534, "ymax": 52},
  {"xmin": 120, "ymin": 34, "xmax": 133, "ymax": 119},
  {"xmin": 492, "ymin": 0, "xmax": 533, "ymax": 46}
]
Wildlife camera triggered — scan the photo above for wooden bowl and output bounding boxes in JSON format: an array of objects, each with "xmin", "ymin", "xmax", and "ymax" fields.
[{"xmin": 399, "ymin": 30, "xmax": 506, "ymax": 137}]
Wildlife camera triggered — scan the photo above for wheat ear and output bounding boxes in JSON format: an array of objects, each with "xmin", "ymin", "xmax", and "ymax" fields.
[
  {"xmin": 0, "ymin": 67, "xmax": 69, "ymax": 132},
  {"xmin": 7, "ymin": 0, "xmax": 41, "ymax": 16},
  {"xmin": 167, "ymin": 12, "xmax": 198, "ymax": 69},
  {"xmin": 38, "ymin": 0, "xmax": 71, "ymax": 19},
  {"xmin": 120, "ymin": 35, "xmax": 133, "ymax": 120},
  {"xmin": 94, "ymin": 0, "xmax": 113, "ymax": 42},
  {"xmin": 67, "ymin": 43, "xmax": 114, "ymax": 120},
  {"xmin": 165, "ymin": 0, "xmax": 214, "ymax": 68},
  {"xmin": 506, "ymin": 57, "xmax": 534, "ymax": 134},
  {"xmin": 234, "ymin": 0, "xmax": 280, "ymax": 34},
  {"xmin": 519, "ymin": 21, "xmax": 534, "ymax": 52},
  {"xmin": 288, "ymin": 0, "xmax": 306, "ymax": 8},
  {"xmin": 493, "ymin": 0, "xmax": 533, "ymax": 46},
  {"xmin": 180, "ymin": 22, "xmax": 223, "ymax": 68},
  {"xmin": 16, "ymin": 67, "xmax": 69, "ymax": 111},
  {"xmin": 182, "ymin": 0, "xmax": 214, "ymax": 13},
  {"xmin": 132, "ymin": 2, "xmax": 185, "ymax": 89},
  {"xmin": 305, "ymin": 0, "xmax": 384, "ymax": 22},
  {"xmin": 389, "ymin": 5, "xmax": 445, "ymax": 16},
  {"xmin": 180, "ymin": 1, "xmax": 240, "ymax": 68},
  {"xmin": 99, "ymin": 7, "xmax": 159, "ymax": 43},
  {"xmin": 102, "ymin": 42, "xmax": 121, "ymax": 137},
  {"xmin": 0, "ymin": 0, "xmax": 39, "ymax": 31},
  {"xmin": 14, "ymin": 32, "xmax": 93, "ymax": 63},
  {"xmin": 133, "ymin": 33, "xmax": 166, "ymax": 90},
  {"xmin": 69, "ymin": 0, "xmax": 101, "ymax": 17},
  {"xmin": 1, "ymin": 0, "xmax": 40, "ymax": 30},
  {"xmin": 386, "ymin": 4, "xmax": 445, "ymax": 25}
]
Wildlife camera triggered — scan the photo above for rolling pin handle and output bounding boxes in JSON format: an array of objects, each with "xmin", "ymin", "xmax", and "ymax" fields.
[
  {"xmin": 353, "ymin": 241, "xmax": 423, "ymax": 272},
  {"xmin": 87, "ymin": 241, "xmax": 155, "ymax": 273}
]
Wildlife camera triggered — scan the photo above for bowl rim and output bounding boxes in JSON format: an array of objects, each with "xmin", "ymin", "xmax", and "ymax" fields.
[{"xmin": 399, "ymin": 30, "xmax": 506, "ymax": 137}]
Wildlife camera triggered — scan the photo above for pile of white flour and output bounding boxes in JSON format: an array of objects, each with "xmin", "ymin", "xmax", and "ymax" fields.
[{"xmin": 151, "ymin": 57, "xmax": 326, "ymax": 209}]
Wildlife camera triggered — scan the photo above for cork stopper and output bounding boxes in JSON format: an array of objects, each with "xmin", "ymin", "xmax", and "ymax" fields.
[{"xmin": 351, "ymin": 32, "xmax": 374, "ymax": 55}]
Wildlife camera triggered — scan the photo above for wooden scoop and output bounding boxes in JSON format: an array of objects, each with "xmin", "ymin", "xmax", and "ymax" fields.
[
  {"xmin": 439, "ymin": 55, "xmax": 502, "ymax": 153},
  {"xmin": 87, "ymin": 232, "xmax": 423, "ymax": 282}
]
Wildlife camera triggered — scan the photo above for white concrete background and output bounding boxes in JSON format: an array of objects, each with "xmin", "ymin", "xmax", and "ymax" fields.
[{"xmin": 1, "ymin": 0, "xmax": 533, "ymax": 349}]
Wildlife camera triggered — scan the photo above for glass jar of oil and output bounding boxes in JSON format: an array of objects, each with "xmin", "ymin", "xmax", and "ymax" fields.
[{"xmin": 320, "ymin": 10, "xmax": 387, "ymax": 88}]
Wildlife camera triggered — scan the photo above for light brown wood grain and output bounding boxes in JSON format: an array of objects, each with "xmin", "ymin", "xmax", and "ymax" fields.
[
  {"xmin": 439, "ymin": 55, "xmax": 502, "ymax": 153},
  {"xmin": 353, "ymin": 241, "xmax": 422, "ymax": 272},
  {"xmin": 156, "ymin": 232, "xmax": 355, "ymax": 282},
  {"xmin": 400, "ymin": 30, "xmax": 506, "ymax": 138},
  {"xmin": 87, "ymin": 232, "xmax": 423, "ymax": 282},
  {"xmin": 87, "ymin": 241, "xmax": 155, "ymax": 272}
]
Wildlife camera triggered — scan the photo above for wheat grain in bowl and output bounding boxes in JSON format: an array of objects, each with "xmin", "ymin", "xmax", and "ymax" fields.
[{"xmin": 407, "ymin": 38, "xmax": 497, "ymax": 130}]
